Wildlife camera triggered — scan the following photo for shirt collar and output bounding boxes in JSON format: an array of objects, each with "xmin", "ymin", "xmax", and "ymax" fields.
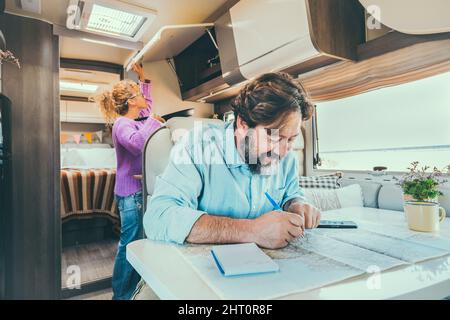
[{"xmin": 223, "ymin": 121, "xmax": 247, "ymax": 168}]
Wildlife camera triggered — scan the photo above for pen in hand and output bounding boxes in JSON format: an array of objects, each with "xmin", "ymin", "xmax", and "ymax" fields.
[
  {"xmin": 264, "ymin": 192, "xmax": 282, "ymax": 211},
  {"xmin": 264, "ymin": 192, "xmax": 305, "ymax": 238}
]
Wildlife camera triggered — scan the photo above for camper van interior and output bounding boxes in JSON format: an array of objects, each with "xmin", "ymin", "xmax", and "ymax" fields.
[{"xmin": 1, "ymin": 0, "xmax": 450, "ymax": 303}]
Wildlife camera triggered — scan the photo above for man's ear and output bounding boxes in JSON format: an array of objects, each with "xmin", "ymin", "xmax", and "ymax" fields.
[{"xmin": 236, "ymin": 115, "xmax": 249, "ymax": 130}]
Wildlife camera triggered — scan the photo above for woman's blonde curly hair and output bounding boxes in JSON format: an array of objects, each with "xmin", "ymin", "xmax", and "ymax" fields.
[{"xmin": 97, "ymin": 80, "xmax": 140, "ymax": 125}]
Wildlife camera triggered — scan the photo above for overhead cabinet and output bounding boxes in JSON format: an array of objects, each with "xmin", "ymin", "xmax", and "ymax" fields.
[
  {"xmin": 194, "ymin": 0, "xmax": 365, "ymax": 102},
  {"xmin": 126, "ymin": 0, "xmax": 365, "ymax": 103},
  {"xmin": 124, "ymin": 23, "xmax": 220, "ymax": 100},
  {"xmin": 61, "ymin": 100, "xmax": 105, "ymax": 124},
  {"xmin": 173, "ymin": 28, "xmax": 221, "ymax": 94},
  {"xmin": 215, "ymin": 0, "xmax": 365, "ymax": 92}
]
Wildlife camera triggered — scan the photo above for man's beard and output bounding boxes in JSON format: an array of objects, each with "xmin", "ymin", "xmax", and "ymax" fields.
[{"xmin": 240, "ymin": 134, "xmax": 280, "ymax": 175}]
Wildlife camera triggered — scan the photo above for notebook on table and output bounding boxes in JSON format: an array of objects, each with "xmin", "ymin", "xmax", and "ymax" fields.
[{"xmin": 211, "ymin": 243, "xmax": 279, "ymax": 277}]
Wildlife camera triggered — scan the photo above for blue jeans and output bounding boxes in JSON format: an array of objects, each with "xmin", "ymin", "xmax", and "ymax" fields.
[{"xmin": 112, "ymin": 191, "xmax": 143, "ymax": 300}]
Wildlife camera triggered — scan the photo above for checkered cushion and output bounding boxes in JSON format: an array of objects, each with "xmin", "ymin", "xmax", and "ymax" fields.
[{"xmin": 299, "ymin": 174, "xmax": 341, "ymax": 189}]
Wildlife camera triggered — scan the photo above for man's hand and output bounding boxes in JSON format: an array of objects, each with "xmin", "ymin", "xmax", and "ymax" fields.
[
  {"xmin": 132, "ymin": 63, "xmax": 145, "ymax": 82},
  {"xmin": 250, "ymin": 211, "xmax": 304, "ymax": 249},
  {"xmin": 286, "ymin": 201, "xmax": 321, "ymax": 229}
]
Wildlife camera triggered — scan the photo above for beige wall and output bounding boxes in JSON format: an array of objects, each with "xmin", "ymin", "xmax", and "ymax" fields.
[{"xmin": 142, "ymin": 60, "xmax": 214, "ymax": 118}]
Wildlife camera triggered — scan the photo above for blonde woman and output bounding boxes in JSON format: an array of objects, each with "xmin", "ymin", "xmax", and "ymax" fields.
[{"xmin": 98, "ymin": 64, "xmax": 162, "ymax": 300}]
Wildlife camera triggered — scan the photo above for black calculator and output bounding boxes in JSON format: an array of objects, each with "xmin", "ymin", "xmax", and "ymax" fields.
[{"xmin": 318, "ymin": 220, "xmax": 358, "ymax": 229}]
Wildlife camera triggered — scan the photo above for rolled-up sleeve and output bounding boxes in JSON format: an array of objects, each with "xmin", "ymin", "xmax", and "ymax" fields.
[{"xmin": 143, "ymin": 140, "xmax": 205, "ymax": 244}]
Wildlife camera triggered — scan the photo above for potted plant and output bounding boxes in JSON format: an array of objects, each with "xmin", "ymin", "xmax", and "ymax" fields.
[
  {"xmin": 397, "ymin": 162, "xmax": 449, "ymax": 203},
  {"xmin": 396, "ymin": 162, "xmax": 449, "ymax": 232}
]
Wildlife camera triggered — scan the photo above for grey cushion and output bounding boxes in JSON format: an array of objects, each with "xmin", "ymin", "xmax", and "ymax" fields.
[
  {"xmin": 378, "ymin": 184, "xmax": 404, "ymax": 212},
  {"xmin": 340, "ymin": 179, "xmax": 382, "ymax": 208},
  {"xmin": 377, "ymin": 184, "xmax": 450, "ymax": 216},
  {"xmin": 437, "ymin": 187, "xmax": 450, "ymax": 217}
]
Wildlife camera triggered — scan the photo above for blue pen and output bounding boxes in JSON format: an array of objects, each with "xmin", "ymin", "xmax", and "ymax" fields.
[
  {"xmin": 265, "ymin": 192, "xmax": 305, "ymax": 238},
  {"xmin": 264, "ymin": 192, "xmax": 282, "ymax": 211}
]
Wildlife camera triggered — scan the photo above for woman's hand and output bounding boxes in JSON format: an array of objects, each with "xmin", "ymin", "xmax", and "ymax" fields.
[
  {"xmin": 132, "ymin": 63, "xmax": 146, "ymax": 82},
  {"xmin": 152, "ymin": 114, "xmax": 166, "ymax": 123}
]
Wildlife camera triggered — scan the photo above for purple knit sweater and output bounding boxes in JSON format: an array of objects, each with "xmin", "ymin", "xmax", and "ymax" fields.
[{"xmin": 112, "ymin": 81, "xmax": 162, "ymax": 197}]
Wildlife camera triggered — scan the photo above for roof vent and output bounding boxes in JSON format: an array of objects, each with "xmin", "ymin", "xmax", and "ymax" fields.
[{"xmin": 66, "ymin": 0, "xmax": 157, "ymax": 42}]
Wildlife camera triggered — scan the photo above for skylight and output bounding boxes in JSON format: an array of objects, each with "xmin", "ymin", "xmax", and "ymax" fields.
[
  {"xmin": 86, "ymin": 4, "xmax": 147, "ymax": 38},
  {"xmin": 60, "ymin": 81, "xmax": 99, "ymax": 93}
]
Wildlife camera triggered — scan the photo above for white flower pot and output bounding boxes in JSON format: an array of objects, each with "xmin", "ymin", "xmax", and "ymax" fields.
[{"xmin": 403, "ymin": 201, "xmax": 446, "ymax": 232}]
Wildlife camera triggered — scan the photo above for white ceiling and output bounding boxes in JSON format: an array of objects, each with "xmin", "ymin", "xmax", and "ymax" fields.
[{"xmin": 5, "ymin": 0, "xmax": 230, "ymax": 65}]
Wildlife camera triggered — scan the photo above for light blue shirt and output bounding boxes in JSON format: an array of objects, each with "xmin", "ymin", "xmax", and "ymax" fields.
[{"xmin": 143, "ymin": 121, "xmax": 305, "ymax": 244}]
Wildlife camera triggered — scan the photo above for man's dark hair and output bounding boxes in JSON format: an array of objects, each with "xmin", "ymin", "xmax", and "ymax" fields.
[{"xmin": 231, "ymin": 72, "xmax": 314, "ymax": 128}]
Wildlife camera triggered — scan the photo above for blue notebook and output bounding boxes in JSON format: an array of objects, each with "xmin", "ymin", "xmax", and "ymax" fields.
[{"xmin": 211, "ymin": 243, "xmax": 279, "ymax": 277}]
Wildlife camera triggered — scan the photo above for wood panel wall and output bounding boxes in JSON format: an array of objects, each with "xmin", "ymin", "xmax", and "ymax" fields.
[{"xmin": 0, "ymin": 13, "xmax": 61, "ymax": 299}]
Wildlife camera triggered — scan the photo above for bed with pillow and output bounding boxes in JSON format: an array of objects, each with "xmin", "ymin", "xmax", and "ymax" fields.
[{"xmin": 60, "ymin": 145, "xmax": 119, "ymax": 226}]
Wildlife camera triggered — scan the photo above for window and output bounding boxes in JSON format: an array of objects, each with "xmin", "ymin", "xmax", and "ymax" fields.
[
  {"xmin": 59, "ymin": 80, "xmax": 99, "ymax": 94},
  {"xmin": 86, "ymin": 4, "xmax": 147, "ymax": 38},
  {"xmin": 315, "ymin": 71, "xmax": 450, "ymax": 172},
  {"xmin": 67, "ymin": 0, "xmax": 157, "ymax": 42}
]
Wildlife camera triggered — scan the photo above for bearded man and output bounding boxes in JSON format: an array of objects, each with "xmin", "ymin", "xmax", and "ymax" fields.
[{"xmin": 144, "ymin": 72, "xmax": 321, "ymax": 249}]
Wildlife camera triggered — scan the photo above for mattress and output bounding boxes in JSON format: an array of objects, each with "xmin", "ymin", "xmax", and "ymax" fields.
[{"xmin": 60, "ymin": 168, "xmax": 119, "ymax": 224}]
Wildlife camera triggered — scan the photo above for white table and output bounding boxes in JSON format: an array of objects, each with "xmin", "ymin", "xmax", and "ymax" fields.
[{"xmin": 127, "ymin": 207, "xmax": 450, "ymax": 299}]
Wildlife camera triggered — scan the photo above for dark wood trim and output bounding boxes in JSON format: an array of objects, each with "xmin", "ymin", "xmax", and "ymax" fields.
[
  {"xmin": 61, "ymin": 277, "xmax": 112, "ymax": 300},
  {"xmin": 60, "ymin": 58, "xmax": 123, "ymax": 76},
  {"xmin": 306, "ymin": 0, "xmax": 365, "ymax": 61},
  {"xmin": 298, "ymin": 33, "xmax": 450, "ymax": 102},
  {"xmin": 0, "ymin": 95, "xmax": 12, "ymax": 299},
  {"xmin": 1, "ymin": 13, "xmax": 61, "ymax": 299},
  {"xmin": 53, "ymin": 34, "xmax": 62, "ymax": 300},
  {"xmin": 283, "ymin": 55, "xmax": 338, "ymax": 77},
  {"xmin": 357, "ymin": 31, "xmax": 450, "ymax": 60}
]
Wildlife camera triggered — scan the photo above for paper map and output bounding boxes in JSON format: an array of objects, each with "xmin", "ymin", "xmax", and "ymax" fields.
[{"xmin": 176, "ymin": 211, "xmax": 450, "ymax": 299}]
